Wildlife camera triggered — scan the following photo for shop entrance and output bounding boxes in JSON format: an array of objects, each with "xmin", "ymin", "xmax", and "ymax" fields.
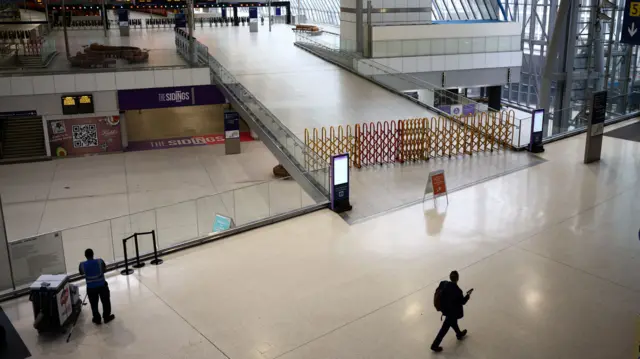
[{"xmin": 118, "ymin": 85, "xmax": 251, "ymax": 151}]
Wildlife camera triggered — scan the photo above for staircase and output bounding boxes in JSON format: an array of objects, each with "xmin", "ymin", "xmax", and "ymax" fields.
[
  {"xmin": 17, "ymin": 51, "xmax": 58, "ymax": 68},
  {"xmin": 1, "ymin": 118, "xmax": 48, "ymax": 163}
]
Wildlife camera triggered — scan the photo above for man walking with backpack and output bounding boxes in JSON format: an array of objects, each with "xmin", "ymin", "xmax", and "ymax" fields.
[{"xmin": 431, "ymin": 270, "xmax": 473, "ymax": 353}]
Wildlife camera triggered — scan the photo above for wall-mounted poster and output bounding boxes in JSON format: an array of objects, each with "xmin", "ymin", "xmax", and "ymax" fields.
[{"xmin": 47, "ymin": 116, "xmax": 122, "ymax": 157}]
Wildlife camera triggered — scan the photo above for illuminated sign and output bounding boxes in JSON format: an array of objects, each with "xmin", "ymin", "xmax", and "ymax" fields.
[
  {"xmin": 61, "ymin": 94, "xmax": 94, "ymax": 115},
  {"xmin": 330, "ymin": 153, "xmax": 352, "ymax": 213}
]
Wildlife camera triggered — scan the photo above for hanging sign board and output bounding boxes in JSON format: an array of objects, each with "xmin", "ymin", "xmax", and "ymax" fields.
[
  {"xmin": 424, "ymin": 169, "xmax": 448, "ymax": 204},
  {"xmin": 621, "ymin": 0, "xmax": 640, "ymax": 45},
  {"xmin": 61, "ymin": 94, "xmax": 94, "ymax": 115}
]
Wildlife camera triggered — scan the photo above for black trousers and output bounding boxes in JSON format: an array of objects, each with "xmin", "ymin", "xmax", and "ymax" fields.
[
  {"xmin": 87, "ymin": 283, "xmax": 111, "ymax": 320},
  {"xmin": 432, "ymin": 316, "xmax": 462, "ymax": 347}
]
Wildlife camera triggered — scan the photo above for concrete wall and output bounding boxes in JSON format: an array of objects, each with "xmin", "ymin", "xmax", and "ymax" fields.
[
  {"xmin": 0, "ymin": 91, "xmax": 119, "ymax": 118},
  {"xmin": 369, "ymin": 67, "xmax": 520, "ymax": 91}
]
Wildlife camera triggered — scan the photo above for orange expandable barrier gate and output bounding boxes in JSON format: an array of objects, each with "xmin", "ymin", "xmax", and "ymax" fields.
[{"xmin": 304, "ymin": 110, "xmax": 516, "ymax": 168}]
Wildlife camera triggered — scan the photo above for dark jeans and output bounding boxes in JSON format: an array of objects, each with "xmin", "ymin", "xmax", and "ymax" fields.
[
  {"xmin": 87, "ymin": 283, "xmax": 111, "ymax": 321},
  {"xmin": 432, "ymin": 316, "xmax": 462, "ymax": 347}
]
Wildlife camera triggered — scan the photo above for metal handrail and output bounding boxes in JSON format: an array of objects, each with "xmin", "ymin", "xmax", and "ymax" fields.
[{"xmin": 175, "ymin": 32, "xmax": 330, "ymax": 195}]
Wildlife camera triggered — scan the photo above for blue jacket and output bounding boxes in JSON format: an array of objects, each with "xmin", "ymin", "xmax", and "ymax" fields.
[{"xmin": 79, "ymin": 259, "xmax": 107, "ymax": 288}]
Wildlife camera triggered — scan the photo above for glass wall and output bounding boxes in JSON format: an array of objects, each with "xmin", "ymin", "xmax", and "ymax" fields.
[{"xmin": 291, "ymin": 0, "xmax": 341, "ymax": 25}]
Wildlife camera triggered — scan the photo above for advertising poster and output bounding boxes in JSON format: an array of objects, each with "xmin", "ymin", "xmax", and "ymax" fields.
[
  {"xmin": 56, "ymin": 283, "xmax": 72, "ymax": 325},
  {"xmin": 48, "ymin": 116, "xmax": 122, "ymax": 157}
]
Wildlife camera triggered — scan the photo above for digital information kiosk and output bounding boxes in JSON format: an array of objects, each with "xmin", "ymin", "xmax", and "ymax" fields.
[{"xmin": 330, "ymin": 153, "xmax": 352, "ymax": 213}]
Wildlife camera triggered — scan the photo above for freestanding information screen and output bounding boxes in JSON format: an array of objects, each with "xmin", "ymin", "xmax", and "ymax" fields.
[
  {"xmin": 330, "ymin": 153, "xmax": 352, "ymax": 213},
  {"xmin": 584, "ymin": 91, "xmax": 607, "ymax": 163},
  {"xmin": 529, "ymin": 108, "xmax": 545, "ymax": 153}
]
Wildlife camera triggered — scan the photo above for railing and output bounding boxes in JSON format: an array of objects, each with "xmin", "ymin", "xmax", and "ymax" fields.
[
  {"xmin": 0, "ymin": 175, "xmax": 324, "ymax": 297},
  {"xmin": 175, "ymin": 30, "xmax": 331, "ymax": 196},
  {"xmin": 508, "ymin": 92, "xmax": 640, "ymax": 148}
]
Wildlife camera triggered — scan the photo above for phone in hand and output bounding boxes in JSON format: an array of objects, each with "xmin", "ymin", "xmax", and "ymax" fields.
[{"xmin": 466, "ymin": 288, "xmax": 474, "ymax": 295}]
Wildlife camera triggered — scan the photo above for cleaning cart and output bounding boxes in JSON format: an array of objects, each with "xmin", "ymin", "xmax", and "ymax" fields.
[{"xmin": 29, "ymin": 274, "xmax": 82, "ymax": 334}]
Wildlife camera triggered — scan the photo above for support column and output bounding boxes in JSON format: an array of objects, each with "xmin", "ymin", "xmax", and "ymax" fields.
[
  {"xmin": 101, "ymin": 0, "xmax": 107, "ymax": 36},
  {"xmin": 355, "ymin": 0, "xmax": 363, "ymax": 54},
  {"xmin": 233, "ymin": 6, "xmax": 239, "ymax": 26},
  {"xmin": 61, "ymin": 0, "xmax": 70, "ymax": 58},
  {"xmin": 487, "ymin": 86, "xmax": 502, "ymax": 111},
  {"xmin": 187, "ymin": 0, "xmax": 195, "ymax": 64}
]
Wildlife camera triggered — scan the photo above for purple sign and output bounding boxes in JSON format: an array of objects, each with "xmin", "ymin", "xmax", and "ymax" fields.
[
  {"xmin": 117, "ymin": 85, "xmax": 226, "ymax": 111},
  {"xmin": 437, "ymin": 104, "xmax": 476, "ymax": 116}
]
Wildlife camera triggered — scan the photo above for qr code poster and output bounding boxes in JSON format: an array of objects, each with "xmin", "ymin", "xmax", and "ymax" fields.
[
  {"xmin": 47, "ymin": 117, "xmax": 122, "ymax": 157},
  {"xmin": 72, "ymin": 124, "xmax": 98, "ymax": 148}
]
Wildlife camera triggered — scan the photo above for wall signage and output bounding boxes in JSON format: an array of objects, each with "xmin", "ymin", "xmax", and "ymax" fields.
[
  {"xmin": 61, "ymin": 94, "xmax": 94, "ymax": 115},
  {"xmin": 117, "ymin": 85, "xmax": 226, "ymax": 111}
]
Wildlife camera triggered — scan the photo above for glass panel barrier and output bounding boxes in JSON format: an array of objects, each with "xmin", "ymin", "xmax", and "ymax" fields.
[
  {"xmin": 176, "ymin": 31, "xmax": 330, "ymax": 196},
  {"xmin": 9, "ymin": 232, "xmax": 66, "ymax": 288},
  {"xmin": 61, "ymin": 221, "xmax": 113, "ymax": 273},
  {"xmin": 1, "ymin": 175, "xmax": 324, "ymax": 298},
  {"xmin": 234, "ymin": 182, "xmax": 271, "ymax": 226}
]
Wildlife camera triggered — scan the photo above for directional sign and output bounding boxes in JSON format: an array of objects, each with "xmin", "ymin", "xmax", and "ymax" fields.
[{"xmin": 621, "ymin": 0, "xmax": 640, "ymax": 44}]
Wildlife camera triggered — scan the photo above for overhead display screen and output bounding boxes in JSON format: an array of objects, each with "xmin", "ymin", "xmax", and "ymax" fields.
[{"xmin": 61, "ymin": 94, "xmax": 94, "ymax": 115}]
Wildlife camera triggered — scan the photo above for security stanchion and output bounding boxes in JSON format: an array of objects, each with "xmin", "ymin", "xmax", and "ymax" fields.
[
  {"xmin": 149, "ymin": 230, "xmax": 163, "ymax": 265},
  {"xmin": 132, "ymin": 233, "xmax": 145, "ymax": 269},
  {"xmin": 120, "ymin": 235, "xmax": 134, "ymax": 275}
]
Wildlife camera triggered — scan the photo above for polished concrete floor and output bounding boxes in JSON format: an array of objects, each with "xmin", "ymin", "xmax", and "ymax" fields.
[
  {"xmin": 346, "ymin": 149, "xmax": 545, "ymax": 222},
  {"xmin": 0, "ymin": 141, "xmax": 304, "ymax": 242},
  {"xmin": 200, "ymin": 25, "xmax": 438, "ymax": 140},
  {"xmin": 3, "ymin": 121, "xmax": 640, "ymax": 359}
]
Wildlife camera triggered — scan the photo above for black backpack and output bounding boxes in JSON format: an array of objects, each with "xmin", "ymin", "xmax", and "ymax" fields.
[{"xmin": 433, "ymin": 281, "xmax": 448, "ymax": 312}]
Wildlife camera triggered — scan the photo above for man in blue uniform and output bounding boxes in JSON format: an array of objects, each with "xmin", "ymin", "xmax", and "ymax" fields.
[{"xmin": 79, "ymin": 248, "xmax": 115, "ymax": 325}]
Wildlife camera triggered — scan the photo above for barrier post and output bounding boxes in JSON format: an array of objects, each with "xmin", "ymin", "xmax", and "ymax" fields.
[
  {"xmin": 132, "ymin": 233, "xmax": 145, "ymax": 268},
  {"xmin": 120, "ymin": 237, "xmax": 134, "ymax": 275},
  {"xmin": 149, "ymin": 230, "xmax": 163, "ymax": 265}
]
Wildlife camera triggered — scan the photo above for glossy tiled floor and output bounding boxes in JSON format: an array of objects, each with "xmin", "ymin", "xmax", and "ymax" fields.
[
  {"xmin": 4, "ymin": 121, "xmax": 640, "ymax": 359},
  {"xmin": 0, "ymin": 141, "xmax": 293, "ymax": 242}
]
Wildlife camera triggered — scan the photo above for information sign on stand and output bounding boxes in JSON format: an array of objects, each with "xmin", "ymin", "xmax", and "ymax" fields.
[
  {"xmin": 424, "ymin": 170, "xmax": 448, "ymax": 204},
  {"xmin": 529, "ymin": 109, "xmax": 545, "ymax": 153},
  {"xmin": 330, "ymin": 153, "xmax": 352, "ymax": 213},
  {"xmin": 249, "ymin": 7, "xmax": 259, "ymax": 33},
  {"xmin": 117, "ymin": 9, "xmax": 130, "ymax": 36},
  {"xmin": 213, "ymin": 214, "xmax": 234, "ymax": 233},
  {"xmin": 621, "ymin": 0, "xmax": 640, "ymax": 45},
  {"xmin": 224, "ymin": 109, "xmax": 241, "ymax": 155},
  {"xmin": 584, "ymin": 91, "xmax": 607, "ymax": 163}
]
